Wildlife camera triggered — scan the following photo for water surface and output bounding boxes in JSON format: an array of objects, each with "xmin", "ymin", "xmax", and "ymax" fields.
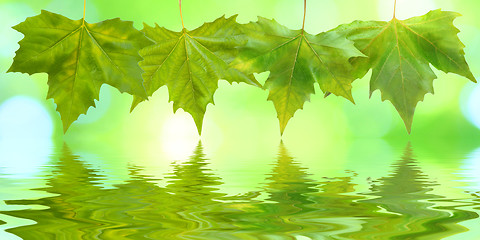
[{"xmin": 1, "ymin": 140, "xmax": 480, "ymax": 239}]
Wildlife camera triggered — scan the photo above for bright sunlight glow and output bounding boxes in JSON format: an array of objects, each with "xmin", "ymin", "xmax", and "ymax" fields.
[
  {"xmin": 161, "ymin": 112, "xmax": 199, "ymax": 161},
  {"xmin": 462, "ymin": 84, "xmax": 480, "ymax": 130},
  {"xmin": 0, "ymin": 96, "xmax": 53, "ymax": 178},
  {"xmin": 0, "ymin": 96, "xmax": 53, "ymax": 139}
]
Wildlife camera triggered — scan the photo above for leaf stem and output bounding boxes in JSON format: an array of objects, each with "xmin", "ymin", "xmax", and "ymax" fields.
[
  {"xmin": 179, "ymin": 0, "xmax": 185, "ymax": 29},
  {"xmin": 83, "ymin": 0, "xmax": 86, "ymax": 20},
  {"xmin": 393, "ymin": 0, "xmax": 397, "ymax": 19},
  {"xmin": 302, "ymin": 0, "xmax": 306, "ymax": 31}
]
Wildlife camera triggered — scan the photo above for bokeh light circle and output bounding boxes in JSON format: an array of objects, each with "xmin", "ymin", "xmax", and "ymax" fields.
[{"xmin": 462, "ymin": 84, "xmax": 480, "ymax": 130}]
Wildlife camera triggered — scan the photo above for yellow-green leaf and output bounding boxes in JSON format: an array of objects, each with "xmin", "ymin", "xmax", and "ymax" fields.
[
  {"xmin": 231, "ymin": 17, "xmax": 364, "ymax": 135},
  {"xmin": 332, "ymin": 9, "xmax": 476, "ymax": 133},
  {"xmin": 8, "ymin": 10, "xmax": 152, "ymax": 132},
  {"xmin": 132, "ymin": 15, "xmax": 261, "ymax": 135}
]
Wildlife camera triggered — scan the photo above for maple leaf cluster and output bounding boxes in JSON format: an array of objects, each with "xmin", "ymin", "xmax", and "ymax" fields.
[{"xmin": 7, "ymin": 6, "xmax": 476, "ymax": 135}]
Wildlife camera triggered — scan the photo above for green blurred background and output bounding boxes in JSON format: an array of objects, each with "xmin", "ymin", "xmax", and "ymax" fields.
[{"xmin": 0, "ymin": 0, "xmax": 479, "ymax": 158}]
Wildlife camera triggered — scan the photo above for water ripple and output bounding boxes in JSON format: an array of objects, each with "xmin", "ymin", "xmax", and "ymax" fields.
[{"xmin": 0, "ymin": 142, "xmax": 479, "ymax": 239}]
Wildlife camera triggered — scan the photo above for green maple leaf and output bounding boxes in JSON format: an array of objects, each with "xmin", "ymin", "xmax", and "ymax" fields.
[
  {"xmin": 8, "ymin": 10, "xmax": 152, "ymax": 132},
  {"xmin": 132, "ymin": 15, "xmax": 261, "ymax": 134},
  {"xmin": 231, "ymin": 17, "xmax": 364, "ymax": 135},
  {"xmin": 332, "ymin": 9, "xmax": 476, "ymax": 133}
]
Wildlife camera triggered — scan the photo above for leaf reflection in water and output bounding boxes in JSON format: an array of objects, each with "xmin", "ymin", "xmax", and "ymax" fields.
[
  {"xmin": 347, "ymin": 143, "xmax": 479, "ymax": 239},
  {"xmin": 0, "ymin": 142, "xmax": 479, "ymax": 239}
]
